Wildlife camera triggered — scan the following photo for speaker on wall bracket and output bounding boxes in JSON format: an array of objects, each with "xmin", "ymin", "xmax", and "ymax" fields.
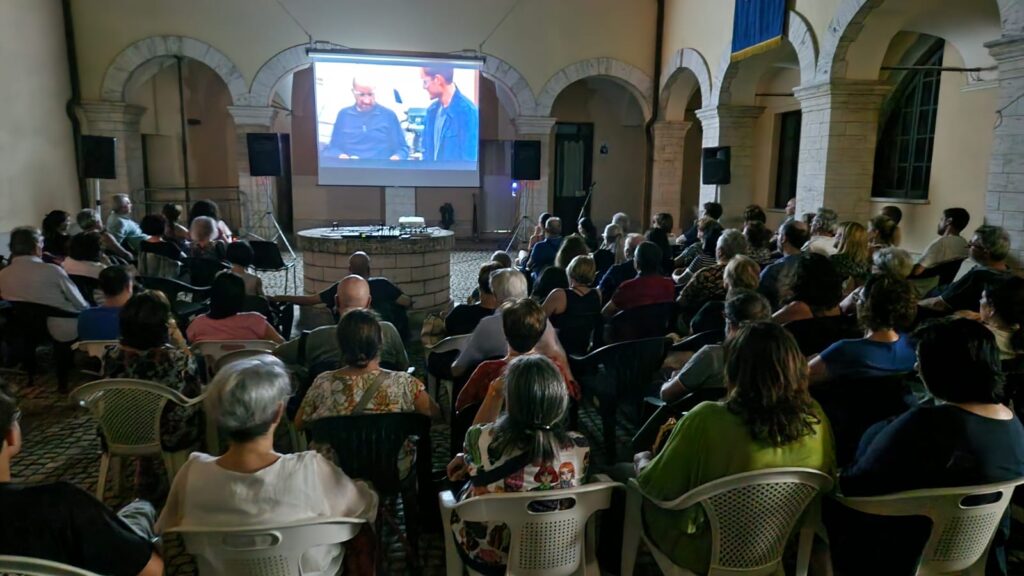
[
  {"xmin": 80, "ymin": 135, "xmax": 117, "ymax": 180},
  {"xmin": 247, "ymin": 133, "xmax": 285, "ymax": 177},
  {"xmin": 512, "ymin": 140, "xmax": 541, "ymax": 181},
  {"xmin": 702, "ymin": 146, "xmax": 731, "ymax": 185}
]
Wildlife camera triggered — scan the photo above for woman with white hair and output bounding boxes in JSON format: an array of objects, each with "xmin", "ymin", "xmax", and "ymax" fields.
[
  {"xmin": 157, "ymin": 356, "xmax": 377, "ymax": 574},
  {"xmin": 189, "ymin": 215, "xmax": 226, "ymax": 261},
  {"xmin": 677, "ymin": 229, "xmax": 749, "ymax": 319},
  {"xmin": 594, "ymin": 223, "xmax": 625, "ymax": 276}
]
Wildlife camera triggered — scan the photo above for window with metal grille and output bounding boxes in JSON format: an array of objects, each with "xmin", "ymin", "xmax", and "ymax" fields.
[{"xmin": 872, "ymin": 42, "xmax": 944, "ymax": 200}]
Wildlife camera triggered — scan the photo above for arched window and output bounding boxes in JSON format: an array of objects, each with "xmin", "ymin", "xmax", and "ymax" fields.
[{"xmin": 872, "ymin": 42, "xmax": 944, "ymax": 200}]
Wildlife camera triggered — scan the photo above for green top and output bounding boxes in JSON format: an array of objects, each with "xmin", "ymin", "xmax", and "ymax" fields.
[{"xmin": 637, "ymin": 400, "xmax": 836, "ymax": 572}]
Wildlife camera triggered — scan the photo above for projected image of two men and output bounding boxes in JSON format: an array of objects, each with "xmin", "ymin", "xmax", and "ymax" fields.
[{"xmin": 314, "ymin": 56, "xmax": 480, "ymax": 187}]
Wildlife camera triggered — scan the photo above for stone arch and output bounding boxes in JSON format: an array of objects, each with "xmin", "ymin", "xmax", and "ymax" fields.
[
  {"xmin": 101, "ymin": 36, "xmax": 247, "ymax": 104},
  {"xmin": 818, "ymin": 0, "xmax": 1022, "ymax": 82},
  {"xmin": 658, "ymin": 47, "xmax": 713, "ymax": 118},
  {"xmin": 535, "ymin": 58, "xmax": 654, "ymax": 120},
  {"xmin": 247, "ymin": 44, "xmax": 537, "ymax": 117},
  {"xmin": 713, "ymin": 10, "xmax": 818, "ymax": 105}
]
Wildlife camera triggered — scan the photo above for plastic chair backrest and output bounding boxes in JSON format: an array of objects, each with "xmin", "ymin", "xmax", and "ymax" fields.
[
  {"xmin": 186, "ymin": 257, "xmax": 229, "ymax": 288},
  {"xmin": 570, "ymin": 337, "xmax": 669, "ymax": 400},
  {"xmin": 309, "ymin": 413, "xmax": 431, "ymax": 495},
  {"xmin": 167, "ymin": 517, "xmax": 365, "ymax": 576},
  {"xmin": 835, "ymin": 477, "xmax": 1024, "ymax": 574},
  {"xmin": 192, "ymin": 340, "xmax": 277, "ymax": 364},
  {"xmin": 609, "ymin": 302, "xmax": 675, "ymax": 342},
  {"xmin": 442, "ymin": 482, "xmax": 618, "ymax": 576},
  {"xmin": 250, "ymin": 240, "xmax": 289, "ymax": 270},
  {"xmin": 784, "ymin": 316, "xmax": 861, "ymax": 358},
  {"xmin": 70, "ymin": 378, "xmax": 201, "ymax": 456},
  {"xmin": 139, "ymin": 240, "xmax": 186, "ymax": 261},
  {"xmin": 137, "ymin": 276, "xmax": 210, "ymax": 302},
  {"xmin": 67, "ymin": 274, "xmax": 99, "ymax": 306},
  {"xmin": 553, "ymin": 311, "xmax": 602, "ymax": 356},
  {"xmin": 426, "ymin": 334, "xmax": 471, "ymax": 356},
  {"xmin": 0, "ymin": 556, "xmax": 101, "ymax": 576},
  {"xmin": 72, "ymin": 340, "xmax": 119, "ymax": 361},
  {"xmin": 916, "ymin": 258, "xmax": 966, "ymax": 284},
  {"xmin": 811, "ymin": 373, "xmax": 913, "ymax": 465},
  {"xmin": 214, "ymin": 348, "xmax": 275, "ymax": 373},
  {"xmin": 670, "ymin": 330, "xmax": 724, "ymax": 353},
  {"xmin": 635, "ymin": 468, "xmax": 833, "ymax": 575}
]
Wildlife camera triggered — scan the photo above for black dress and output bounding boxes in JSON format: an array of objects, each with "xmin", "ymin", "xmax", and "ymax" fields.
[{"xmin": 551, "ymin": 287, "xmax": 602, "ymax": 356}]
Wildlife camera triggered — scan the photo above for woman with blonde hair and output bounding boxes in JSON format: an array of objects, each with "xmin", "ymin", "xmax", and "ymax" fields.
[
  {"xmin": 532, "ymin": 234, "xmax": 590, "ymax": 301},
  {"xmin": 689, "ymin": 255, "xmax": 760, "ymax": 335},
  {"xmin": 830, "ymin": 222, "xmax": 870, "ymax": 292},
  {"xmin": 543, "ymin": 254, "xmax": 602, "ymax": 355}
]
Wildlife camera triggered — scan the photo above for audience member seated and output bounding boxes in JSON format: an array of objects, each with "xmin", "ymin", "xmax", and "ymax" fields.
[
  {"xmin": 830, "ymin": 221, "xmax": 870, "ymax": 293},
  {"xmin": 867, "ymin": 214, "xmax": 898, "ymax": 255},
  {"xmin": 677, "ymin": 229, "xmax": 747, "ymax": 320},
  {"xmin": 188, "ymin": 216, "xmax": 227, "ymax": 262},
  {"xmin": 602, "ymin": 242, "xmax": 675, "ymax": 318},
  {"xmin": 743, "ymin": 204, "xmax": 767, "ymax": 226},
  {"xmin": 75, "ymin": 208, "xmax": 135, "ymax": 261},
  {"xmin": 523, "ymin": 216, "xmax": 563, "ymax": 282},
  {"xmin": 633, "ymin": 322, "xmax": 834, "ymax": 574},
  {"xmin": 743, "ymin": 220, "xmax": 774, "ymax": 266},
  {"xmin": 881, "ymin": 205, "xmax": 904, "ymax": 246},
  {"xmin": 186, "ymin": 272, "xmax": 284, "ymax": 344},
  {"xmin": 446, "ymin": 355, "xmax": 590, "ymax": 571},
  {"xmin": 276, "ymin": 275, "xmax": 407, "ymax": 374},
  {"xmin": 0, "ymin": 383, "xmax": 164, "ymax": 576},
  {"xmin": 524, "ymin": 212, "xmax": 552, "ymax": 257},
  {"xmin": 452, "ymin": 269, "xmax": 570, "ymax": 378},
  {"xmin": 160, "ymin": 202, "xmax": 190, "ymax": 245},
  {"xmin": 593, "ymin": 222, "xmax": 624, "ymax": 277},
  {"xmin": 446, "ymin": 262, "xmax": 502, "ymax": 336},
  {"xmin": 920, "ymin": 224, "xmax": 1011, "ymax": 314},
  {"xmin": 489, "ymin": 250, "xmax": 512, "ymax": 269},
  {"xmin": 802, "ymin": 208, "xmax": 838, "ymax": 256},
  {"xmin": 909, "ymin": 207, "xmax": 970, "ymax": 294},
  {"xmin": 597, "ymin": 232, "xmax": 643, "ymax": 303},
  {"xmin": 274, "ymin": 251, "xmax": 412, "ymax": 321},
  {"xmin": 543, "ymin": 255, "xmax": 601, "ymax": 355},
  {"xmin": 674, "ymin": 217, "xmax": 721, "ymax": 272},
  {"xmin": 106, "ymin": 194, "xmax": 148, "ymax": 251},
  {"xmin": 189, "ymin": 199, "xmax": 233, "ymax": 243},
  {"xmin": 809, "ymin": 274, "xmax": 917, "ymax": 383},
  {"xmin": 532, "ymin": 234, "xmax": 588, "ymax": 302},
  {"xmin": 613, "ymin": 211, "xmax": 631, "ymax": 235},
  {"xmin": 578, "ymin": 216, "xmax": 600, "ymax": 252},
  {"xmin": 102, "ymin": 291, "xmax": 201, "ymax": 453},
  {"xmin": 137, "ymin": 215, "xmax": 185, "ymax": 278},
  {"xmin": 225, "ymin": 241, "xmax": 264, "ymax": 296},
  {"xmin": 689, "ymin": 255, "xmax": 760, "ymax": 335},
  {"xmin": 646, "ymin": 212, "xmax": 675, "ymax": 273},
  {"xmin": 758, "ymin": 219, "xmax": 809, "ymax": 310},
  {"xmin": 679, "ymin": 202, "xmax": 722, "ymax": 246},
  {"xmin": 295, "ymin": 309, "xmax": 440, "ymax": 478},
  {"xmin": 62, "ymin": 232, "xmax": 109, "ymax": 279},
  {"xmin": 157, "ymin": 356, "xmax": 378, "ymax": 575},
  {"xmin": 773, "ymin": 253, "xmax": 844, "ymax": 325},
  {"xmin": 78, "ymin": 266, "xmax": 132, "ymax": 342},
  {"xmin": 660, "ymin": 290, "xmax": 771, "ymax": 403},
  {"xmin": 956, "ymin": 276, "xmax": 1024, "ymax": 361},
  {"xmin": 828, "ymin": 318, "xmax": 1024, "ymax": 576},
  {"xmin": 839, "ymin": 247, "xmax": 914, "ymax": 315},
  {"xmin": 41, "ymin": 209, "xmax": 71, "ymax": 262},
  {"xmin": 457, "ymin": 298, "xmax": 578, "ymax": 413},
  {"xmin": 0, "ymin": 226, "xmax": 89, "ymax": 342}
]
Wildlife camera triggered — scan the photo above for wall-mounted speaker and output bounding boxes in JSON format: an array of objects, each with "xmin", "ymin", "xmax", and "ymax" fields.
[
  {"xmin": 702, "ymin": 146, "xmax": 731, "ymax": 185},
  {"xmin": 512, "ymin": 140, "xmax": 541, "ymax": 181},
  {"xmin": 247, "ymin": 133, "xmax": 285, "ymax": 177},
  {"xmin": 80, "ymin": 135, "xmax": 116, "ymax": 180}
]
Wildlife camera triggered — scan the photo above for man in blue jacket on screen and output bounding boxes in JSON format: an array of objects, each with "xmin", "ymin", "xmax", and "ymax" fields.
[
  {"xmin": 324, "ymin": 77, "xmax": 409, "ymax": 161},
  {"xmin": 420, "ymin": 65, "xmax": 478, "ymax": 162}
]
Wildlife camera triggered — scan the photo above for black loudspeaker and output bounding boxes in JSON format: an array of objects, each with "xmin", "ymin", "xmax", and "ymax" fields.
[
  {"xmin": 702, "ymin": 146, "xmax": 731, "ymax": 185},
  {"xmin": 247, "ymin": 133, "xmax": 285, "ymax": 177},
  {"xmin": 512, "ymin": 140, "xmax": 541, "ymax": 181},
  {"xmin": 80, "ymin": 135, "xmax": 116, "ymax": 179}
]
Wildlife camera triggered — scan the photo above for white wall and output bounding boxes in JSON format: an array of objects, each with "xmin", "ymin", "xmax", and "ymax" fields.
[{"xmin": 0, "ymin": 0, "xmax": 79, "ymax": 236}]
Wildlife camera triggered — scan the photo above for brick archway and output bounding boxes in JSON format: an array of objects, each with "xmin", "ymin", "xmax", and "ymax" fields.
[{"xmin": 535, "ymin": 58, "xmax": 654, "ymax": 120}]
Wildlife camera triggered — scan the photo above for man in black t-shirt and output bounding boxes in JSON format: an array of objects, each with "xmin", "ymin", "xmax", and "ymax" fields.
[
  {"xmin": 0, "ymin": 385, "xmax": 163, "ymax": 575},
  {"xmin": 445, "ymin": 261, "xmax": 501, "ymax": 336},
  {"xmin": 920, "ymin": 225, "xmax": 1012, "ymax": 313}
]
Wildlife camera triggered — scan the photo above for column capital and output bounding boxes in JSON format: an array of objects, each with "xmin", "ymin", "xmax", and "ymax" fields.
[
  {"xmin": 227, "ymin": 105, "xmax": 280, "ymax": 128},
  {"xmin": 514, "ymin": 115, "xmax": 557, "ymax": 136},
  {"xmin": 695, "ymin": 105, "xmax": 765, "ymax": 124},
  {"xmin": 986, "ymin": 34, "xmax": 1024, "ymax": 62},
  {"xmin": 652, "ymin": 120, "xmax": 693, "ymax": 135},
  {"xmin": 793, "ymin": 80, "xmax": 891, "ymax": 111},
  {"xmin": 79, "ymin": 101, "xmax": 147, "ymax": 132}
]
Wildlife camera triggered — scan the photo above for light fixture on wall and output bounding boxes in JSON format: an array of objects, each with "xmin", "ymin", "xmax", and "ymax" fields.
[{"xmin": 511, "ymin": 180, "xmax": 519, "ymax": 197}]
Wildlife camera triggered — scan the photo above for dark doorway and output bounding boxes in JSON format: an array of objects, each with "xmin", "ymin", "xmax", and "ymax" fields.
[{"xmin": 553, "ymin": 123, "xmax": 594, "ymax": 229}]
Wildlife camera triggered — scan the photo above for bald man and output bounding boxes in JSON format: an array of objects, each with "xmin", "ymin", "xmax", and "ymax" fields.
[
  {"xmin": 323, "ymin": 78, "xmax": 409, "ymax": 161},
  {"xmin": 274, "ymin": 275, "xmax": 408, "ymax": 372},
  {"xmin": 273, "ymin": 251, "xmax": 411, "ymax": 312}
]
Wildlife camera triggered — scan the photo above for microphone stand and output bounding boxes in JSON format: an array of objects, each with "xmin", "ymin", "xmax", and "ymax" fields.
[{"xmin": 577, "ymin": 181, "xmax": 597, "ymax": 223}]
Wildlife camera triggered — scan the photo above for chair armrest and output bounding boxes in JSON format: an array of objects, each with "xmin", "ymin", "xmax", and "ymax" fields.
[
  {"xmin": 439, "ymin": 490, "xmax": 458, "ymax": 511},
  {"xmin": 643, "ymin": 396, "xmax": 666, "ymax": 408}
]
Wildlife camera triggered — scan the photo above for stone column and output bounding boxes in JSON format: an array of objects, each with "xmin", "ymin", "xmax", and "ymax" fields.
[
  {"xmin": 695, "ymin": 105, "xmax": 764, "ymax": 227},
  {"xmin": 227, "ymin": 105, "xmax": 281, "ymax": 240},
  {"xmin": 78, "ymin": 101, "xmax": 147, "ymax": 212},
  {"xmin": 986, "ymin": 36, "xmax": 1024, "ymax": 262},
  {"xmin": 650, "ymin": 120, "xmax": 692, "ymax": 230},
  {"xmin": 513, "ymin": 116, "xmax": 557, "ymax": 239},
  {"xmin": 793, "ymin": 80, "xmax": 890, "ymax": 224}
]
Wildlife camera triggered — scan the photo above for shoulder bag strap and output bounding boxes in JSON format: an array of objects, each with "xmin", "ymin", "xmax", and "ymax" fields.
[{"xmin": 352, "ymin": 372, "xmax": 387, "ymax": 415}]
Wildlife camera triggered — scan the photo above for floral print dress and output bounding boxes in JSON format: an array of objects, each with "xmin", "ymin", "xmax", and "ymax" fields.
[{"xmin": 451, "ymin": 423, "xmax": 590, "ymax": 568}]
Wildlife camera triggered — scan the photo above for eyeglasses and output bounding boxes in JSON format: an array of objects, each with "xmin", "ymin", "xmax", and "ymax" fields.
[{"xmin": 351, "ymin": 91, "xmax": 375, "ymax": 98}]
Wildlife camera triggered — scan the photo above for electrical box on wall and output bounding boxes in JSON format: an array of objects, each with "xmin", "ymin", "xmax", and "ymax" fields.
[{"xmin": 599, "ymin": 143, "xmax": 609, "ymax": 156}]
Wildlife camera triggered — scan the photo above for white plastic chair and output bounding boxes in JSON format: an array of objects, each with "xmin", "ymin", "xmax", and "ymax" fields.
[
  {"xmin": 621, "ymin": 468, "xmax": 834, "ymax": 576},
  {"xmin": 191, "ymin": 340, "xmax": 278, "ymax": 379},
  {"xmin": 424, "ymin": 334, "xmax": 471, "ymax": 418},
  {"xmin": 166, "ymin": 517, "xmax": 366, "ymax": 576},
  {"xmin": 439, "ymin": 480, "xmax": 619, "ymax": 576},
  {"xmin": 833, "ymin": 478, "xmax": 1024, "ymax": 575},
  {"xmin": 0, "ymin": 556, "xmax": 101, "ymax": 575},
  {"xmin": 71, "ymin": 340, "xmax": 118, "ymax": 376},
  {"xmin": 213, "ymin": 347, "xmax": 275, "ymax": 374},
  {"xmin": 70, "ymin": 378, "xmax": 205, "ymax": 499}
]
